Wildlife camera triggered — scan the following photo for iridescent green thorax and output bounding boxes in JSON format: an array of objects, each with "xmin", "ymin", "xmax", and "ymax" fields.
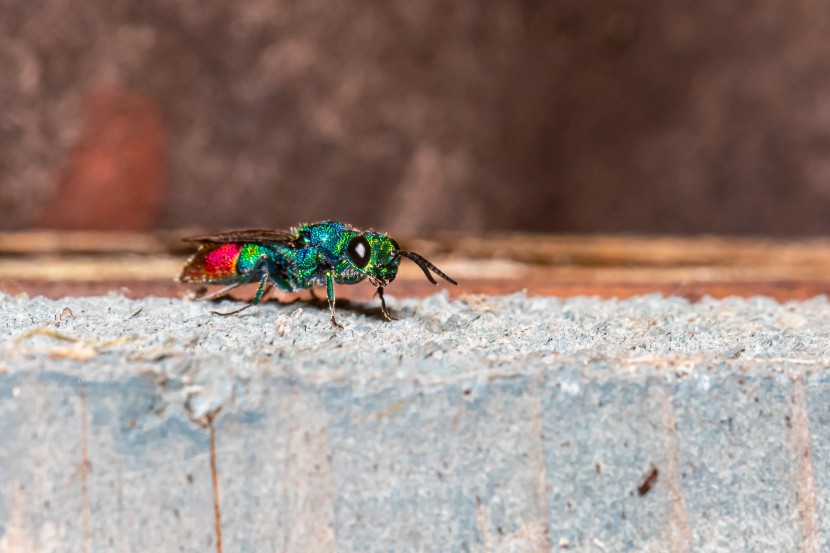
[{"xmin": 297, "ymin": 221, "xmax": 352, "ymax": 257}]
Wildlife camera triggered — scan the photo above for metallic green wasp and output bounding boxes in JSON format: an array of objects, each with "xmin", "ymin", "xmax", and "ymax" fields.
[{"xmin": 179, "ymin": 221, "xmax": 457, "ymax": 328}]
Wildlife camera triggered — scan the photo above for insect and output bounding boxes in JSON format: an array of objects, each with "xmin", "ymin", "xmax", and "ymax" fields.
[{"xmin": 178, "ymin": 221, "xmax": 458, "ymax": 329}]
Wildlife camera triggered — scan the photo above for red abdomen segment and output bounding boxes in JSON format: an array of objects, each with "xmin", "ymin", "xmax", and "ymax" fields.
[{"xmin": 179, "ymin": 243, "xmax": 242, "ymax": 282}]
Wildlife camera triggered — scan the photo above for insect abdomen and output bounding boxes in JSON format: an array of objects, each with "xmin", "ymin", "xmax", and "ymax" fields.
[{"xmin": 179, "ymin": 243, "xmax": 243, "ymax": 283}]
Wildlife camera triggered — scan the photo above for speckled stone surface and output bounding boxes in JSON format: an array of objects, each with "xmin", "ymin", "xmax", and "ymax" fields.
[{"xmin": 0, "ymin": 291, "xmax": 828, "ymax": 552}]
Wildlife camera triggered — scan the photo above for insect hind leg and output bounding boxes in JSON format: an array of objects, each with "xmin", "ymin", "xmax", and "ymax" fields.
[
  {"xmin": 211, "ymin": 302, "xmax": 255, "ymax": 317},
  {"xmin": 208, "ymin": 255, "xmax": 273, "ymax": 316},
  {"xmin": 198, "ymin": 281, "xmax": 245, "ymax": 302},
  {"xmin": 211, "ymin": 274, "xmax": 272, "ymax": 316}
]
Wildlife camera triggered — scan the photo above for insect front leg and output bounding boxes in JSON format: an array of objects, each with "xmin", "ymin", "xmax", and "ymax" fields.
[
  {"xmin": 377, "ymin": 286, "xmax": 396, "ymax": 321},
  {"xmin": 326, "ymin": 271, "xmax": 344, "ymax": 330}
]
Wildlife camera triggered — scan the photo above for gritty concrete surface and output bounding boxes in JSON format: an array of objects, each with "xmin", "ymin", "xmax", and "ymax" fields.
[{"xmin": 0, "ymin": 290, "xmax": 829, "ymax": 552}]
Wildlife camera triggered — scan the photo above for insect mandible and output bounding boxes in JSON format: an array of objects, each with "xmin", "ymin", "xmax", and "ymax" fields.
[{"xmin": 178, "ymin": 221, "xmax": 458, "ymax": 328}]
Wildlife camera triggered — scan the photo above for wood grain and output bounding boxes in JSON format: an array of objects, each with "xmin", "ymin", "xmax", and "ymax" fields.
[{"xmin": 1, "ymin": 231, "xmax": 828, "ymax": 300}]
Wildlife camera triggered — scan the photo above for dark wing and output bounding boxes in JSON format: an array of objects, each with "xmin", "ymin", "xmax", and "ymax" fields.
[{"xmin": 182, "ymin": 229, "xmax": 300, "ymax": 246}]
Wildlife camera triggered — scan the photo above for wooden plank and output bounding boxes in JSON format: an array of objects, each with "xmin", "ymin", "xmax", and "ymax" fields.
[{"xmin": 1, "ymin": 231, "xmax": 828, "ymax": 300}]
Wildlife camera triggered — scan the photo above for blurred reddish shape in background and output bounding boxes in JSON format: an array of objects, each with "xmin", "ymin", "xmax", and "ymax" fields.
[{"xmin": 37, "ymin": 89, "xmax": 167, "ymax": 231}]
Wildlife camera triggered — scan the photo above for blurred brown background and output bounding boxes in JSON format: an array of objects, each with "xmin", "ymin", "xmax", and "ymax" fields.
[{"xmin": 2, "ymin": 0, "xmax": 830, "ymax": 235}]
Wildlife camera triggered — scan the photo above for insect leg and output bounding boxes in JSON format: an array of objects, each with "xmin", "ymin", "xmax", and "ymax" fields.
[
  {"xmin": 212, "ymin": 303, "xmax": 253, "ymax": 317},
  {"xmin": 199, "ymin": 282, "xmax": 245, "ymax": 301},
  {"xmin": 211, "ymin": 274, "xmax": 271, "ymax": 317},
  {"xmin": 251, "ymin": 278, "xmax": 272, "ymax": 304},
  {"xmin": 308, "ymin": 286, "xmax": 323, "ymax": 302},
  {"xmin": 326, "ymin": 271, "xmax": 344, "ymax": 330},
  {"xmin": 209, "ymin": 255, "xmax": 271, "ymax": 316},
  {"xmin": 377, "ymin": 286, "xmax": 396, "ymax": 321}
]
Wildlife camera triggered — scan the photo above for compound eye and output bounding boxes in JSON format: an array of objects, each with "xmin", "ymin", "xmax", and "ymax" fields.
[{"xmin": 347, "ymin": 235, "xmax": 371, "ymax": 268}]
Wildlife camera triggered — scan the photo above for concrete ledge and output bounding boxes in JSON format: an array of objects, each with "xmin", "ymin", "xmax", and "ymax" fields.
[{"xmin": 0, "ymin": 292, "xmax": 828, "ymax": 551}]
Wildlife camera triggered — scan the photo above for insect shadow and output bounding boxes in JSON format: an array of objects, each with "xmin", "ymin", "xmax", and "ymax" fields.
[{"xmin": 200, "ymin": 287, "xmax": 391, "ymax": 322}]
